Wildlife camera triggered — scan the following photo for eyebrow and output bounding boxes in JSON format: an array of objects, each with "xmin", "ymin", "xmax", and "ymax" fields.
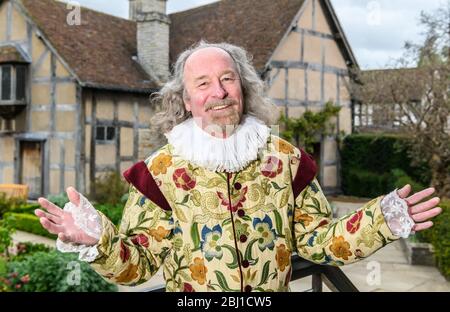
[{"xmin": 193, "ymin": 70, "xmax": 237, "ymax": 81}]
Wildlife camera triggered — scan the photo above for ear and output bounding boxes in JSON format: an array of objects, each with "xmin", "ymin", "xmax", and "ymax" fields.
[
  {"xmin": 183, "ymin": 89, "xmax": 191, "ymax": 112},
  {"xmin": 184, "ymin": 99, "xmax": 191, "ymax": 112}
]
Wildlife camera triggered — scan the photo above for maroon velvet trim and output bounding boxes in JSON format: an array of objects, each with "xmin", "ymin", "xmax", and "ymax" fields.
[
  {"xmin": 123, "ymin": 161, "xmax": 172, "ymax": 211},
  {"xmin": 292, "ymin": 149, "xmax": 318, "ymax": 199}
]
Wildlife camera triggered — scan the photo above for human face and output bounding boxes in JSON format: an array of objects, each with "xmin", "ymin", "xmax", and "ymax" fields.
[{"xmin": 183, "ymin": 47, "xmax": 244, "ymax": 137}]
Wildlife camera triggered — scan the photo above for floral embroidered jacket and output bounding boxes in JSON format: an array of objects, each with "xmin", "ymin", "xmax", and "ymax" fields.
[{"xmin": 89, "ymin": 135, "xmax": 400, "ymax": 292}]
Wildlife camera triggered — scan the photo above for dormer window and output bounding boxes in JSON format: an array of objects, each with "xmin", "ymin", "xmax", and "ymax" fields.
[{"xmin": 0, "ymin": 64, "xmax": 27, "ymax": 103}]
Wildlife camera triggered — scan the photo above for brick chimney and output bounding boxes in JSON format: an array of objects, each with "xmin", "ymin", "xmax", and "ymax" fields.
[{"xmin": 129, "ymin": 0, "xmax": 170, "ymax": 84}]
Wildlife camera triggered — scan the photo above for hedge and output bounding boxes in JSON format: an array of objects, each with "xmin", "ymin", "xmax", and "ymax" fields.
[
  {"xmin": 341, "ymin": 133, "xmax": 430, "ymax": 196},
  {"xmin": 3, "ymin": 213, "xmax": 57, "ymax": 240},
  {"xmin": 415, "ymin": 199, "xmax": 450, "ymax": 280}
]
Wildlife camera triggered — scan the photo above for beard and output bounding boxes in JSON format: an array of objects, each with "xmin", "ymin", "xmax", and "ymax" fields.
[{"xmin": 203, "ymin": 98, "xmax": 242, "ymax": 137}]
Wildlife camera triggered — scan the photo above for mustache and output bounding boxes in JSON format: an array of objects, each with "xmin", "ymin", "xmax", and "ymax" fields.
[{"xmin": 204, "ymin": 98, "xmax": 238, "ymax": 111}]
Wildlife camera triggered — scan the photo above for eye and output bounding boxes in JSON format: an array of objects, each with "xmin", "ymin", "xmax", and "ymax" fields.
[
  {"xmin": 222, "ymin": 76, "xmax": 234, "ymax": 82},
  {"xmin": 197, "ymin": 82, "xmax": 208, "ymax": 88}
]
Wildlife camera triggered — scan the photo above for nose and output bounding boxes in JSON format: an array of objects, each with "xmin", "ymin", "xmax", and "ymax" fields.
[{"xmin": 212, "ymin": 80, "xmax": 228, "ymax": 99}]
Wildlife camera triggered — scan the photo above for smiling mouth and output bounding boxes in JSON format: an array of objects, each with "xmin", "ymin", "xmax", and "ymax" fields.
[{"xmin": 210, "ymin": 104, "xmax": 232, "ymax": 111}]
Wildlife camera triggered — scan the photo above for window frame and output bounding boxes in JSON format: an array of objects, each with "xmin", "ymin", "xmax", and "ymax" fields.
[
  {"xmin": 95, "ymin": 125, "xmax": 116, "ymax": 144},
  {"xmin": 0, "ymin": 63, "xmax": 28, "ymax": 104}
]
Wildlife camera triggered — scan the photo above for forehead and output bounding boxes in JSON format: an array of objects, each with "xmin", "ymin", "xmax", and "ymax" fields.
[{"xmin": 184, "ymin": 47, "xmax": 238, "ymax": 78}]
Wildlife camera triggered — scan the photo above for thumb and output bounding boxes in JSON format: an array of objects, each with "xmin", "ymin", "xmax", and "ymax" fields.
[
  {"xmin": 397, "ymin": 184, "xmax": 411, "ymax": 199},
  {"xmin": 66, "ymin": 186, "xmax": 80, "ymax": 206}
]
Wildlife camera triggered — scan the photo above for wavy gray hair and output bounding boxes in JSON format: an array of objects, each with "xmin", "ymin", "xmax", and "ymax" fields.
[{"xmin": 150, "ymin": 41, "xmax": 277, "ymax": 133}]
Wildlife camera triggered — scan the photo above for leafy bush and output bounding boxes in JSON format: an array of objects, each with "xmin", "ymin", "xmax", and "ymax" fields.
[
  {"xmin": 95, "ymin": 203, "xmax": 124, "ymax": 225},
  {"xmin": 388, "ymin": 168, "xmax": 425, "ymax": 193},
  {"xmin": 7, "ymin": 202, "xmax": 40, "ymax": 215},
  {"xmin": 343, "ymin": 168, "xmax": 390, "ymax": 198},
  {"xmin": 0, "ymin": 193, "xmax": 27, "ymax": 218},
  {"xmin": 47, "ymin": 193, "xmax": 69, "ymax": 208},
  {"xmin": 10, "ymin": 242, "xmax": 53, "ymax": 262},
  {"xmin": 3, "ymin": 250, "xmax": 118, "ymax": 292},
  {"xmin": 415, "ymin": 199, "xmax": 450, "ymax": 280},
  {"xmin": 3, "ymin": 213, "xmax": 57, "ymax": 240},
  {"xmin": 90, "ymin": 171, "xmax": 128, "ymax": 205},
  {"xmin": 0, "ymin": 217, "xmax": 15, "ymax": 258},
  {"xmin": 341, "ymin": 133, "xmax": 430, "ymax": 196}
]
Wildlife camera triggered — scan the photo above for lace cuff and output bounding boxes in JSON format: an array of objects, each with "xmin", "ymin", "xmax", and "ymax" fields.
[
  {"xmin": 380, "ymin": 189, "xmax": 415, "ymax": 238},
  {"xmin": 55, "ymin": 193, "xmax": 102, "ymax": 262},
  {"xmin": 56, "ymin": 239, "xmax": 99, "ymax": 262}
]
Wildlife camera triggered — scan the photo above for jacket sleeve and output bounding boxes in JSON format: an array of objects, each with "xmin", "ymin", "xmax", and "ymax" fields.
[
  {"xmin": 293, "ymin": 178, "xmax": 400, "ymax": 265},
  {"xmin": 89, "ymin": 185, "xmax": 173, "ymax": 286}
]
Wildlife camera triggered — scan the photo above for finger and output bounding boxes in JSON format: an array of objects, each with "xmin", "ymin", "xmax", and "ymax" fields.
[
  {"xmin": 37, "ymin": 197, "xmax": 64, "ymax": 217},
  {"xmin": 39, "ymin": 218, "xmax": 65, "ymax": 234},
  {"xmin": 35, "ymin": 209, "xmax": 62, "ymax": 224},
  {"xmin": 413, "ymin": 221, "xmax": 433, "ymax": 232},
  {"xmin": 58, "ymin": 232, "xmax": 71, "ymax": 243},
  {"xmin": 409, "ymin": 197, "xmax": 440, "ymax": 214},
  {"xmin": 67, "ymin": 186, "xmax": 80, "ymax": 206},
  {"xmin": 406, "ymin": 187, "xmax": 435, "ymax": 205},
  {"xmin": 397, "ymin": 184, "xmax": 411, "ymax": 199},
  {"xmin": 411, "ymin": 207, "xmax": 442, "ymax": 223}
]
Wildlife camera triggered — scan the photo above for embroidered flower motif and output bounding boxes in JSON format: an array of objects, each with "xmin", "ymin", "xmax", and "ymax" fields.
[
  {"xmin": 189, "ymin": 257, "xmax": 208, "ymax": 285},
  {"xmin": 173, "ymin": 168, "xmax": 196, "ymax": 191},
  {"xmin": 275, "ymin": 138, "xmax": 294, "ymax": 154},
  {"xmin": 253, "ymin": 215, "xmax": 277, "ymax": 251},
  {"xmin": 150, "ymin": 153, "xmax": 172, "ymax": 175},
  {"xmin": 201, "ymin": 224, "xmax": 223, "ymax": 261},
  {"xmin": 330, "ymin": 236, "xmax": 353, "ymax": 260},
  {"xmin": 346, "ymin": 210, "xmax": 363, "ymax": 234},
  {"xmin": 115, "ymin": 264, "xmax": 139, "ymax": 283},
  {"xmin": 357, "ymin": 225, "xmax": 376, "ymax": 248},
  {"xmin": 217, "ymin": 186, "xmax": 248, "ymax": 212},
  {"xmin": 183, "ymin": 282, "xmax": 195, "ymax": 292},
  {"xmin": 294, "ymin": 211, "xmax": 314, "ymax": 226},
  {"xmin": 148, "ymin": 226, "xmax": 170, "ymax": 242},
  {"xmin": 261, "ymin": 156, "xmax": 283, "ymax": 178},
  {"xmin": 275, "ymin": 244, "xmax": 291, "ymax": 272},
  {"xmin": 227, "ymin": 219, "xmax": 250, "ymax": 240},
  {"xmin": 120, "ymin": 240, "xmax": 130, "ymax": 263},
  {"xmin": 131, "ymin": 234, "xmax": 149, "ymax": 248}
]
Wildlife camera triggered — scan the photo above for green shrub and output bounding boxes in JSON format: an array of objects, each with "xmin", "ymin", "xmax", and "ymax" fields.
[
  {"xmin": 4, "ymin": 213, "xmax": 57, "ymax": 240},
  {"xmin": 90, "ymin": 171, "xmax": 128, "ymax": 205},
  {"xmin": 7, "ymin": 202, "xmax": 40, "ymax": 215},
  {"xmin": 341, "ymin": 133, "xmax": 430, "ymax": 196},
  {"xmin": 0, "ymin": 217, "xmax": 15, "ymax": 258},
  {"xmin": 5, "ymin": 250, "xmax": 118, "ymax": 292},
  {"xmin": 10, "ymin": 242, "xmax": 53, "ymax": 262},
  {"xmin": 0, "ymin": 193, "xmax": 27, "ymax": 218},
  {"xmin": 388, "ymin": 168, "xmax": 425, "ymax": 193},
  {"xmin": 343, "ymin": 168, "xmax": 390, "ymax": 198},
  {"xmin": 47, "ymin": 193, "xmax": 69, "ymax": 208},
  {"xmin": 95, "ymin": 203, "xmax": 124, "ymax": 225},
  {"xmin": 415, "ymin": 199, "xmax": 450, "ymax": 280}
]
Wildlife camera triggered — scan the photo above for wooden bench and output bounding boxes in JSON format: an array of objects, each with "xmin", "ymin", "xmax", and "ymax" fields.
[{"xmin": 0, "ymin": 184, "xmax": 29, "ymax": 200}]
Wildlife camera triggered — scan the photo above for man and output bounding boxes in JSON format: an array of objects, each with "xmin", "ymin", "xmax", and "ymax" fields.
[{"xmin": 35, "ymin": 42, "xmax": 442, "ymax": 292}]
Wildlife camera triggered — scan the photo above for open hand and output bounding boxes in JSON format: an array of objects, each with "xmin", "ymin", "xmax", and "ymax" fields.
[
  {"xmin": 35, "ymin": 187, "xmax": 99, "ymax": 246},
  {"xmin": 397, "ymin": 185, "xmax": 442, "ymax": 232}
]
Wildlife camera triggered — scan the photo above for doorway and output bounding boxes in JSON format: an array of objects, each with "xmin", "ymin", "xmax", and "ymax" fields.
[{"xmin": 19, "ymin": 140, "xmax": 44, "ymax": 199}]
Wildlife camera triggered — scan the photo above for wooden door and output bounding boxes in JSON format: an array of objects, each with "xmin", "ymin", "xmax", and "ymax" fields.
[{"xmin": 20, "ymin": 141, "xmax": 43, "ymax": 199}]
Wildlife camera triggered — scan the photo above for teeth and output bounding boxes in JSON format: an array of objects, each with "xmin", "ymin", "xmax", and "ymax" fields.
[{"xmin": 212, "ymin": 105, "xmax": 229, "ymax": 110}]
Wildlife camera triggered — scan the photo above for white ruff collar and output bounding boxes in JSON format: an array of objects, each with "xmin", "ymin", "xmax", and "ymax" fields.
[{"xmin": 165, "ymin": 115, "xmax": 271, "ymax": 172}]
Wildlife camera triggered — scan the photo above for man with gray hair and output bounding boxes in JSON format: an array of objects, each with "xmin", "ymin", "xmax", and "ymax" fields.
[{"xmin": 35, "ymin": 41, "xmax": 442, "ymax": 292}]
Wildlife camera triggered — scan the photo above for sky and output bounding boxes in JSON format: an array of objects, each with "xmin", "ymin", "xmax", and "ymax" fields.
[{"xmin": 62, "ymin": 0, "xmax": 445, "ymax": 69}]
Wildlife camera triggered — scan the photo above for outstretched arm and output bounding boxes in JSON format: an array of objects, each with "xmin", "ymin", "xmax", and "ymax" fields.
[
  {"xmin": 35, "ymin": 186, "xmax": 173, "ymax": 285},
  {"xmin": 293, "ymin": 179, "xmax": 442, "ymax": 265}
]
